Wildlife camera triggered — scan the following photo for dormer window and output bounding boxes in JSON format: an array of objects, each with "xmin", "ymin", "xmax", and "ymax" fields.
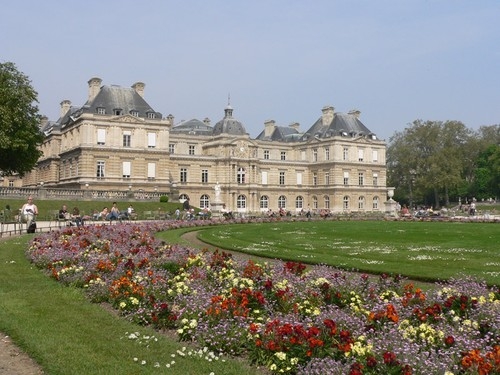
[
  {"xmin": 130, "ymin": 110, "xmax": 139, "ymax": 117},
  {"xmin": 147, "ymin": 112, "xmax": 156, "ymax": 119},
  {"xmin": 97, "ymin": 107, "xmax": 106, "ymax": 115},
  {"xmin": 113, "ymin": 108, "xmax": 123, "ymax": 116}
]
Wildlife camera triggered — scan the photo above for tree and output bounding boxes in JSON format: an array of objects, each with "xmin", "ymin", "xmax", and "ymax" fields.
[{"xmin": 0, "ymin": 62, "xmax": 44, "ymax": 176}]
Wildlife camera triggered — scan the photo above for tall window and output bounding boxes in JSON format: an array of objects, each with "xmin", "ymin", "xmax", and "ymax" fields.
[
  {"xmin": 324, "ymin": 196, "xmax": 330, "ymax": 209},
  {"xmin": 325, "ymin": 172, "xmax": 330, "ymax": 185},
  {"xmin": 179, "ymin": 193, "xmax": 189, "ymax": 201},
  {"xmin": 343, "ymin": 171, "xmax": 349, "ymax": 185},
  {"xmin": 373, "ymin": 173, "xmax": 378, "ymax": 186},
  {"xmin": 343, "ymin": 147, "xmax": 349, "ymax": 161},
  {"xmin": 343, "ymin": 196, "xmax": 350, "ymax": 210},
  {"xmin": 180, "ymin": 168, "xmax": 187, "ymax": 183},
  {"xmin": 147, "ymin": 162, "xmax": 156, "ymax": 180},
  {"xmin": 358, "ymin": 172, "xmax": 364, "ymax": 186},
  {"xmin": 373, "ymin": 196, "xmax": 379, "ymax": 209},
  {"xmin": 237, "ymin": 167, "xmax": 246, "ymax": 184},
  {"xmin": 358, "ymin": 149, "xmax": 364, "ymax": 161},
  {"xmin": 296, "ymin": 172, "xmax": 302, "ymax": 185},
  {"xmin": 279, "ymin": 171, "xmax": 285, "ymax": 185},
  {"xmin": 325, "ymin": 147, "xmax": 330, "ymax": 160},
  {"xmin": 237, "ymin": 195, "xmax": 246, "ymax": 209},
  {"xmin": 201, "ymin": 169, "xmax": 208, "ymax": 183},
  {"xmin": 295, "ymin": 196, "xmax": 303, "ymax": 209},
  {"xmin": 261, "ymin": 171, "xmax": 268, "ymax": 185},
  {"xmin": 280, "ymin": 151, "xmax": 286, "ymax": 161},
  {"xmin": 260, "ymin": 195, "xmax": 269, "ymax": 209},
  {"xmin": 96, "ymin": 161, "xmax": 105, "ymax": 178},
  {"xmin": 97, "ymin": 129, "xmax": 106, "ymax": 145},
  {"xmin": 147, "ymin": 132, "xmax": 156, "ymax": 148},
  {"xmin": 301, "ymin": 150, "xmax": 306, "ymax": 160},
  {"xmin": 312, "ymin": 196, "xmax": 318, "ymax": 209},
  {"xmin": 372, "ymin": 150, "xmax": 378, "ymax": 162},
  {"xmin": 264, "ymin": 150, "xmax": 270, "ymax": 160},
  {"xmin": 313, "ymin": 148, "xmax": 318, "ymax": 162},
  {"xmin": 200, "ymin": 195, "xmax": 210, "ymax": 209},
  {"xmin": 123, "ymin": 131, "xmax": 131, "ymax": 147},
  {"xmin": 188, "ymin": 145, "xmax": 195, "ymax": 155},
  {"xmin": 278, "ymin": 195, "xmax": 286, "ymax": 209},
  {"xmin": 122, "ymin": 161, "xmax": 131, "ymax": 178},
  {"xmin": 169, "ymin": 144, "xmax": 175, "ymax": 154},
  {"xmin": 358, "ymin": 196, "xmax": 365, "ymax": 210}
]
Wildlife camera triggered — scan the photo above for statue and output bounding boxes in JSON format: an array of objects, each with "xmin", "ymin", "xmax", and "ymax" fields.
[{"xmin": 214, "ymin": 182, "xmax": 221, "ymax": 201}]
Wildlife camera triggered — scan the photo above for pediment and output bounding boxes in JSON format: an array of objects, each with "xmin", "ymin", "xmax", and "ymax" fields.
[{"xmin": 110, "ymin": 115, "xmax": 145, "ymax": 123}]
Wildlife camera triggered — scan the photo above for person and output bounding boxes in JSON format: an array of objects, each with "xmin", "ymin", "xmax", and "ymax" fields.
[
  {"xmin": 182, "ymin": 198, "xmax": 190, "ymax": 220},
  {"xmin": 71, "ymin": 206, "xmax": 84, "ymax": 227},
  {"xmin": 174, "ymin": 208, "xmax": 180, "ymax": 220},
  {"xmin": 221, "ymin": 204, "xmax": 233, "ymax": 220},
  {"xmin": 58, "ymin": 204, "xmax": 70, "ymax": 220},
  {"xmin": 469, "ymin": 201, "xmax": 476, "ymax": 216},
  {"xmin": 99, "ymin": 207, "xmax": 109, "ymax": 220},
  {"xmin": 127, "ymin": 204, "xmax": 135, "ymax": 218},
  {"xmin": 107, "ymin": 202, "xmax": 121, "ymax": 221},
  {"xmin": 305, "ymin": 205, "xmax": 311, "ymax": 219},
  {"xmin": 21, "ymin": 196, "xmax": 38, "ymax": 233}
]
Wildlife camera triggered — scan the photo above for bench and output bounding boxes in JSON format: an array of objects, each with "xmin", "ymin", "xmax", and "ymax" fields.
[{"xmin": 0, "ymin": 210, "xmax": 22, "ymax": 236}]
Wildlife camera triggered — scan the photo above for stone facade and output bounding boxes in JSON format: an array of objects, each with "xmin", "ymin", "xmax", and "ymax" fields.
[{"xmin": 23, "ymin": 78, "xmax": 387, "ymax": 214}]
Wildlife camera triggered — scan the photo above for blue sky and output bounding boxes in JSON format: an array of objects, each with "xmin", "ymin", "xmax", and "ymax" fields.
[{"xmin": 2, "ymin": 0, "xmax": 499, "ymax": 141}]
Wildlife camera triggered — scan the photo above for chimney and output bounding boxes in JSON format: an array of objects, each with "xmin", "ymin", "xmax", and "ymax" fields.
[
  {"xmin": 321, "ymin": 106, "xmax": 334, "ymax": 125},
  {"xmin": 166, "ymin": 114, "xmax": 175, "ymax": 126},
  {"xmin": 60, "ymin": 100, "xmax": 71, "ymax": 118},
  {"xmin": 131, "ymin": 82, "xmax": 145, "ymax": 97},
  {"xmin": 289, "ymin": 122, "xmax": 300, "ymax": 131},
  {"xmin": 203, "ymin": 117, "xmax": 211, "ymax": 126},
  {"xmin": 264, "ymin": 119, "xmax": 276, "ymax": 137},
  {"xmin": 40, "ymin": 116, "xmax": 49, "ymax": 128},
  {"xmin": 348, "ymin": 109, "xmax": 361, "ymax": 119},
  {"xmin": 87, "ymin": 77, "xmax": 102, "ymax": 102}
]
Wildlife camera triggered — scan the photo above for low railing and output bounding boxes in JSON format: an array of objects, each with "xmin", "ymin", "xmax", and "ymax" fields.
[{"xmin": 0, "ymin": 187, "xmax": 168, "ymax": 201}]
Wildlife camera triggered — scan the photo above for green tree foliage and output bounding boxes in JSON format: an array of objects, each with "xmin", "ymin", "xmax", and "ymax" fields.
[{"xmin": 0, "ymin": 62, "xmax": 44, "ymax": 176}]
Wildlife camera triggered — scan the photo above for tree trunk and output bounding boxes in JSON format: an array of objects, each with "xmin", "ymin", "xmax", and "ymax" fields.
[{"xmin": 434, "ymin": 188, "xmax": 440, "ymax": 209}]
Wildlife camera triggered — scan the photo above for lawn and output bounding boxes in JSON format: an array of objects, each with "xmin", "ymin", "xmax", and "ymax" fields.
[{"xmin": 194, "ymin": 220, "xmax": 500, "ymax": 285}]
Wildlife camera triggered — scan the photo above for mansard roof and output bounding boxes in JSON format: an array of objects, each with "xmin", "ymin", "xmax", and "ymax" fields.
[
  {"xmin": 212, "ymin": 105, "xmax": 247, "ymax": 136},
  {"xmin": 303, "ymin": 110, "xmax": 376, "ymax": 140},
  {"xmin": 171, "ymin": 119, "xmax": 213, "ymax": 135},
  {"xmin": 81, "ymin": 85, "xmax": 162, "ymax": 118},
  {"xmin": 255, "ymin": 125, "xmax": 302, "ymax": 142}
]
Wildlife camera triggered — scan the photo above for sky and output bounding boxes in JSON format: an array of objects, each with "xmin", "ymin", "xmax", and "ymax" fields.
[{"xmin": 2, "ymin": 0, "xmax": 499, "ymax": 141}]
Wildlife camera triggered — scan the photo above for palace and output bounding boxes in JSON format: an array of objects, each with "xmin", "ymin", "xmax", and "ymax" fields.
[{"xmin": 22, "ymin": 77, "xmax": 387, "ymax": 214}]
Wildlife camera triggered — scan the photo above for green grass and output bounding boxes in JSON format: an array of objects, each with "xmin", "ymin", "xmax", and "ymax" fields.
[
  {"xmin": 0, "ymin": 236, "xmax": 264, "ymax": 375},
  {"xmin": 194, "ymin": 220, "xmax": 500, "ymax": 285}
]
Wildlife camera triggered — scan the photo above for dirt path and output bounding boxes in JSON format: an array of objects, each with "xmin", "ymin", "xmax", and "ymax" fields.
[{"xmin": 0, "ymin": 334, "xmax": 44, "ymax": 375}]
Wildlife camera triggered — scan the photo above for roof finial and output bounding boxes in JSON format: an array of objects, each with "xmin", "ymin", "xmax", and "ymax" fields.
[{"xmin": 228, "ymin": 93, "xmax": 231, "ymax": 106}]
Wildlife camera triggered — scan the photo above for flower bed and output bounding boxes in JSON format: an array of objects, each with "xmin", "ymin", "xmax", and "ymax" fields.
[{"xmin": 27, "ymin": 222, "xmax": 500, "ymax": 374}]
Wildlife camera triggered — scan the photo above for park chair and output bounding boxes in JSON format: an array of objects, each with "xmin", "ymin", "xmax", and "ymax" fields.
[
  {"xmin": 0, "ymin": 209, "xmax": 21, "ymax": 236},
  {"xmin": 142, "ymin": 211, "xmax": 155, "ymax": 220}
]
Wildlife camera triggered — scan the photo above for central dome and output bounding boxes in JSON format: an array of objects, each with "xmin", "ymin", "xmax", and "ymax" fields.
[{"xmin": 212, "ymin": 105, "xmax": 247, "ymax": 136}]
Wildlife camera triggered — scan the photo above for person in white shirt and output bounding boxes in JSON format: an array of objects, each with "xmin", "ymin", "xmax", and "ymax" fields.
[{"xmin": 21, "ymin": 196, "xmax": 38, "ymax": 231}]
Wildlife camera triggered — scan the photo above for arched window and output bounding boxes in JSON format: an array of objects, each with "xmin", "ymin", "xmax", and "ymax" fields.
[
  {"xmin": 324, "ymin": 195, "xmax": 330, "ymax": 209},
  {"xmin": 312, "ymin": 196, "xmax": 318, "ymax": 209},
  {"xmin": 278, "ymin": 195, "xmax": 286, "ymax": 209},
  {"xmin": 237, "ymin": 194, "xmax": 246, "ymax": 209},
  {"xmin": 200, "ymin": 194, "xmax": 210, "ymax": 209},
  {"xmin": 179, "ymin": 193, "xmax": 189, "ymax": 201},
  {"xmin": 237, "ymin": 167, "xmax": 246, "ymax": 184},
  {"xmin": 343, "ymin": 196, "xmax": 350, "ymax": 210},
  {"xmin": 295, "ymin": 196, "xmax": 303, "ymax": 209},
  {"xmin": 358, "ymin": 196, "xmax": 365, "ymax": 210},
  {"xmin": 260, "ymin": 195, "xmax": 269, "ymax": 209},
  {"xmin": 373, "ymin": 196, "xmax": 379, "ymax": 209}
]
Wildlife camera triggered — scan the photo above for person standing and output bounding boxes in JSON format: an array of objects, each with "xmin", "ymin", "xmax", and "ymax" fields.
[{"xmin": 21, "ymin": 196, "xmax": 38, "ymax": 233}]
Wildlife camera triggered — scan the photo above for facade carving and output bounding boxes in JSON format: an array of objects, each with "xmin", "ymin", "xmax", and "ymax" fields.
[{"xmin": 20, "ymin": 78, "xmax": 387, "ymax": 214}]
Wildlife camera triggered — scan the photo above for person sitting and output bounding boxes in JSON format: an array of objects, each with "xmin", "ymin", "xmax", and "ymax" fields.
[
  {"xmin": 71, "ymin": 206, "xmax": 84, "ymax": 227},
  {"xmin": 106, "ymin": 202, "xmax": 121, "ymax": 221},
  {"xmin": 58, "ymin": 204, "xmax": 70, "ymax": 220},
  {"xmin": 221, "ymin": 204, "xmax": 234, "ymax": 220},
  {"xmin": 126, "ymin": 204, "xmax": 137, "ymax": 220},
  {"xmin": 99, "ymin": 207, "xmax": 109, "ymax": 221},
  {"xmin": 21, "ymin": 196, "xmax": 38, "ymax": 233}
]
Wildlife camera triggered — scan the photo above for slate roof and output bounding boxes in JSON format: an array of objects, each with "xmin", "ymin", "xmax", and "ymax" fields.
[
  {"xmin": 81, "ymin": 85, "xmax": 162, "ymax": 118},
  {"xmin": 212, "ymin": 105, "xmax": 247, "ymax": 136},
  {"xmin": 302, "ymin": 112, "xmax": 376, "ymax": 140},
  {"xmin": 170, "ymin": 119, "xmax": 213, "ymax": 135},
  {"xmin": 256, "ymin": 125, "xmax": 302, "ymax": 142}
]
